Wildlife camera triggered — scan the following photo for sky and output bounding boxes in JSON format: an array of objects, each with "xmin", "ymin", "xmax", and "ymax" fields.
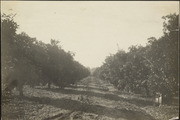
[{"xmin": 1, "ymin": 1, "xmax": 179, "ymax": 68}]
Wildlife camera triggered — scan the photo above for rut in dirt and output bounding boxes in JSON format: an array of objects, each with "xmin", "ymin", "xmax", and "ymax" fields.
[
  {"xmin": 37, "ymin": 76, "xmax": 155, "ymax": 120},
  {"xmin": 2, "ymin": 76, "xmax": 156, "ymax": 120}
]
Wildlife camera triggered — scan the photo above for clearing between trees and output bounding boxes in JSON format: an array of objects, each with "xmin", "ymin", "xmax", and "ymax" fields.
[{"xmin": 2, "ymin": 76, "xmax": 179, "ymax": 120}]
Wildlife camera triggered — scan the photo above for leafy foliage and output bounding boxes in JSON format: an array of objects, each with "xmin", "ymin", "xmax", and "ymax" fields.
[
  {"xmin": 2, "ymin": 13, "xmax": 90, "ymax": 95},
  {"xmin": 93, "ymin": 13, "xmax": 179, "ymax": 103}
]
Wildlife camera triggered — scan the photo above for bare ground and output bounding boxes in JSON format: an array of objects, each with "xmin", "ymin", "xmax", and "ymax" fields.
[{"xmin": 2, "ymin": 76, "xmax": 179, "ymax": 120}]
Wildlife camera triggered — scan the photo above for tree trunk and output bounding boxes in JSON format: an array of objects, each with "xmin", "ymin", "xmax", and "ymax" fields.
[
  {"xmin": 48, "ymin": 82, "xmax": 51, "ymax": 89},
  {"xmin": 18, "ymin": 84, "xmax": 24, "ymax": 97}
]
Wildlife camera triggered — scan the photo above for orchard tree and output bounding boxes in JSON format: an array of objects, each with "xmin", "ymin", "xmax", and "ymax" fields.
[
  {"xmin": 94, "ymin": 13, "xmax": 178, "ymax": 103},
  {"xmin": 2, "ymin": 13, "xmax": 90, "ymax": 97}
]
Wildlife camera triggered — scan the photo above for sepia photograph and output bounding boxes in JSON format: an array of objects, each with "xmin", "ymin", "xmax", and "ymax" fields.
[{"xmin": 1, "ymin": 1, "xmax": 179, "ymax": 120}]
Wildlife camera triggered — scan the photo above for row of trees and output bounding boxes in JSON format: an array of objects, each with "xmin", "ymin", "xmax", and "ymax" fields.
[
  {"xmin": 2, "ymin": 13, "xmax": 90, "ymax": 96},
  {"xmin": 93, "ymin": 14, "xmax": 178, "ymax": 104}
]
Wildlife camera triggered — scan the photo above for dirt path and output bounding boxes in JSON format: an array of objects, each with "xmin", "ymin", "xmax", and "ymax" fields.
[
  {"xmin": 66, "ymin": 76, "xmax": 155, "ymax": 120},
  {"xmin": 2, "ymin": 76, "xmax": 178, "ymax": 120}
]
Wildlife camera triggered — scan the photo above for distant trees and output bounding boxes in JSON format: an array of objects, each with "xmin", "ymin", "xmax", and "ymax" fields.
[
  {"xmin": 93, "ymin": 13, "xmax": 178, "ymax": 104},
  {"xmin": 1, "ymin": 13, "xmax": 90, "ymax": 96}
]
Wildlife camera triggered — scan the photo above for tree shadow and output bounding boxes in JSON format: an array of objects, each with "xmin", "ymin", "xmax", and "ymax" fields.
[
  {"xmin": 23, "ymin": 96, "xmax": 155, "ymax": 120},
  {"xmin": 39, "ymin": 88, "xmax": 154, "ymax": 107},
  {"xmin": 67, "ymin": 85, "xmax": 109, "ymax": 92}
]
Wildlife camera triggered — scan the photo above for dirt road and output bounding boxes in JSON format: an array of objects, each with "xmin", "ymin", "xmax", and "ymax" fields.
[{"xmin": 2, "ymin": 76, "xmax": 178, "ymax": 120}]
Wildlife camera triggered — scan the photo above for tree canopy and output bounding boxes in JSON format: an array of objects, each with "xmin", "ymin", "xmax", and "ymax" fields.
[
  {"xmin": 2, "ymin": 13, "xmax": 90, "ymax": 95},
  {"xmin": 93, "ymin": 13, "xmax": 179, "ymax": 104}
]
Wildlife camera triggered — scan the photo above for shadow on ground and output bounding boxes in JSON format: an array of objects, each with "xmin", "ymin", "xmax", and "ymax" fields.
[
  {"xmin": 39, "ymin": 87, "xmax": 154, "ymax": 107},
  {"xmin": 67, "ymin": 85, "xmax": 108, "ymax": 92},
  {"xmin": 23, "ymin": 96, "xmax": 155, "ymax": 120}
]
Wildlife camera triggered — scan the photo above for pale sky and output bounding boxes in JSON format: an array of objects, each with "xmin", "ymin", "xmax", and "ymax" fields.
[{"xmin": 1, "ymin": 1, "xmax": 179, "ymax": 68}]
